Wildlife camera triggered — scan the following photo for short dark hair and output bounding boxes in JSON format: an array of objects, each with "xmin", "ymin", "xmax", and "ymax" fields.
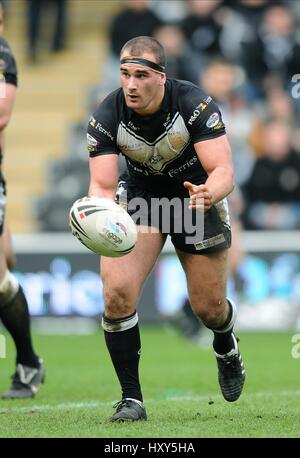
[{"xmin": 120, "ymin": 36, "xmax": 166, "ymax": 68}]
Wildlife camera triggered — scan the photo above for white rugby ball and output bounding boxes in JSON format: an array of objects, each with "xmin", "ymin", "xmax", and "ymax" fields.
[{"xmin": 69, "ymin": 196, "xmax": 137, "ymax": 257}]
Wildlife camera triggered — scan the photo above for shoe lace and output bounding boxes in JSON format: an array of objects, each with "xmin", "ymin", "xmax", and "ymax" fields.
[
  {"xmin": 218, "ymin": 353, "xmax": 242, "ymax": 376},
  {"xmin": 113, "ymin": 399, "xmax": 131, "ymax": 412}
]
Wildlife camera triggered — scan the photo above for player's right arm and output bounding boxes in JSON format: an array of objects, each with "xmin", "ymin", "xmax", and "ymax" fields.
[
  {"xmin": 89, "ymin": 154, "xmax": 119, "ymax": 200},
  {"xmin": 86, "ymin": 93, "xmax": 120, "ymax": 200}
]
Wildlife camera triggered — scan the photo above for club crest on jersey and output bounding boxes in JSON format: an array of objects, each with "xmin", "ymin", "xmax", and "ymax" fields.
[
  {"xmin": 206, "ymin": 112, "xmax": 220, "ymax": 128},
  {"xmin": 149, "ymin": 154, "xmax": 163, "ymax": 164}
]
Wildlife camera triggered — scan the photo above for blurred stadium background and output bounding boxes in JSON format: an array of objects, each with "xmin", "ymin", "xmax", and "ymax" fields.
[{"xmin": 1, "ymin": 0, "xmax": 300, "ymax": 438}]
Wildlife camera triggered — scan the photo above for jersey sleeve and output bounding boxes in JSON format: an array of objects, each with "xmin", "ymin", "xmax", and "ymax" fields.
[
  {"xmin": 182, "ymin": 85, "xmax": 226, "ymax": 143},
  {"xmin": 0, "ymin": 37, "xmax": 18, "ymax": 86},
  {"xmin": 87, "ymin": 93, "xmax": 119, "ymax": 157}
]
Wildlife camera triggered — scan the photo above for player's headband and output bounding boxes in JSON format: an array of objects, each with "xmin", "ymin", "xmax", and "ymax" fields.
[{"xmin": 120, "ymin": 57, "xmax": 166, "ymax": 74}]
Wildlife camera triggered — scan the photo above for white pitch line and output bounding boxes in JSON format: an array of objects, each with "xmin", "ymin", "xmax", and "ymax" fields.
[
  {"xmin": 0, "ymin": 389, "xmax": 300, "ymax": 414},
  {"xmin": 0, "ymin": 400, "xmax": 110, "ymax": 414}
]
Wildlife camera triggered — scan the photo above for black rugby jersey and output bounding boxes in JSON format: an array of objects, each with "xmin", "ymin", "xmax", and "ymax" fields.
[
  {"xmin": 0, "ymin": 36, "xmax": 17, "ymax": 87},
  {"xmin": 87, "ymin": 79, "xmax": 226, "ymax": 195},
  {"xmin": 0, "ymin": 36, "xmax": 17, "ymax": 164}
]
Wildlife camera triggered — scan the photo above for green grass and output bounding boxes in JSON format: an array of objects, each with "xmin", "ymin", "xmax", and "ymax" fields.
[{"xmin": 0, "ymin": 326, "xmax": 299, "ymax": 438}]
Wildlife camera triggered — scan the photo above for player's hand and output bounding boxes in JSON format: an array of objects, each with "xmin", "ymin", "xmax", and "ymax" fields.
[{"xmin": 183, "ymin": 181, "xmax": 214, "ymax": 211}]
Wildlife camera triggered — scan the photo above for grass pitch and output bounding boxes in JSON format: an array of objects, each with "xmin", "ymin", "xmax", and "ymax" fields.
[{"xmin": 0, "ymin": 326, "xmax": 299, "ymax": 438}]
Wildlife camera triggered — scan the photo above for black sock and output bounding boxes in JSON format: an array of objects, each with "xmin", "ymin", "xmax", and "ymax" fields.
[
  {"xmin": 0, "ymin": 287, "xmax": 39, "ymax": 368},
  {"xmin": 213, "ymin": 330, "xmax": 235, "ymax": 355},
  {"xmin": 104, "ymin": 320, "xmax": 143, "ymax": 402},
  {"xmin": 212, "ymin": 300, "xmax": 235, "ymax": 354}
]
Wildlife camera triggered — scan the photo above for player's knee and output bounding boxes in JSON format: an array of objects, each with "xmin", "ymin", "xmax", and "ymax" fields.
[
  {"xmin": 194, "ymin": 298, "xmax": 227, "ymax": 328},
  {"xmin": 104, "ymin": 284, "xmax": 137, "ymax": 318},
  {"xmin": 0, "ymin": 270, "xmax": 20, "ymax": 308}
]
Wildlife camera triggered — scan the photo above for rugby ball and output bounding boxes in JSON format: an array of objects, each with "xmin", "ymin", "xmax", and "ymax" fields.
[{"xmin": 69, "ymin": 196, "xmax": 137, "ymax": 257}]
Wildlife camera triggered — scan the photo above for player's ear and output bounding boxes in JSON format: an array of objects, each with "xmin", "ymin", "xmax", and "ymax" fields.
[{"xmin": 159, "ymin": 73, "xmax": 166, "ymax": 85}]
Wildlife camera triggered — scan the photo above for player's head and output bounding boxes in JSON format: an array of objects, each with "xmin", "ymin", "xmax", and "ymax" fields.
[
  {"xmin": 120, "ymin": 36, "xmax": 167, "ymax": 115},
  {"xmin": 120, "ymin": 36, "xmax": 166, "ymax": 71}
]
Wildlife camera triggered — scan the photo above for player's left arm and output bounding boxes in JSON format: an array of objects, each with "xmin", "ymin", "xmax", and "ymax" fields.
[{"xmin": 184, "ymin": 134, "xmax": 234, "ymax": 211}]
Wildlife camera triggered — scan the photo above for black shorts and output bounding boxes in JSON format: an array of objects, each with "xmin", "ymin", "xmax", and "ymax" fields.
[
  {"xmin": 0, "ymin": 172, "xmax": 6, "ymax": 236},
  {"xmin": 115, "ymin": 173, "xmax": 231, "ymax": 255}
]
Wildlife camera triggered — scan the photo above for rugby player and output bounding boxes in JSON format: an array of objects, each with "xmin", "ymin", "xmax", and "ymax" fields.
[
  {"xmin": 87, "ymin": 36, "xmax": 245, "ymax": 421},
  {"xmin": 0, "ymin": 1, "xmax": 44, "ymax": 399}
]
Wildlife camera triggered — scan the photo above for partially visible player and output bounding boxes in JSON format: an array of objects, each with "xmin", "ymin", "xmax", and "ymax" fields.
[
  {"xmin": 2, "ymin": 221, "xmax": 16, "ymax": 270},
  {"xmin": 0, "ymin": 1, "xmax": 44, "ymax": 399}
]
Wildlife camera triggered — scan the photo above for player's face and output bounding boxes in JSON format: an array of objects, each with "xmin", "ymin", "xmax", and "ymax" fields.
[{"xmin": 120, "ymin": 53, "xmax": 166, "ymax": 115}]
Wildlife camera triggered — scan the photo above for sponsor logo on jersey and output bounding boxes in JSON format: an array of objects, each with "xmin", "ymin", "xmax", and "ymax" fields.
[
  {"xmin": 87, "ymin": 133, "xmax": 98, "ymax": 147},
  {"xmin": 89, "ymin": 116, "xmax": 96, "ymax": 127},
  {"xmin": 188, "ymin": 97, "xmax": 212, "ymax": 125},
  {"xmin": 127, "ymin": 160, "xmax": 148, "ymax": 174},
  {"xmin": 206, "ymin": 112, "xmax": 220, "ymax": 128},
  {"xmin": 163, "ymin": 112, "xmax": 171, "ymax": 127},
  {"xmin": 168, "ymin": 155, "xmax": 198, "ymax": 178},
  {"xmin": 194, "ymin": 233, "xmax": 225, "ymax": 250},
  {"xmin": 89, "ymin": 118, "xmax": 114, "ymax": 141},
  {"xmin": 198, "ymin": 102, "xmax": 207, "ymax": 111},
  {"xmin": 188, "ymin": 109, "xmax": 201, "ymax": 126},
  {"xmin": 128, "ymin": 121, "xmax": 139, "ymax": 132},
  {"xmin": 213, "ymin": 121, "xmax": 223, "ymax": 130},
  {"xmin": 120, "ymin": 143, "xmax": 144, "ymax": 153},
  {"xmin": 203, "ymin": 96, "xmax": 212, "ymax": 105}
]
